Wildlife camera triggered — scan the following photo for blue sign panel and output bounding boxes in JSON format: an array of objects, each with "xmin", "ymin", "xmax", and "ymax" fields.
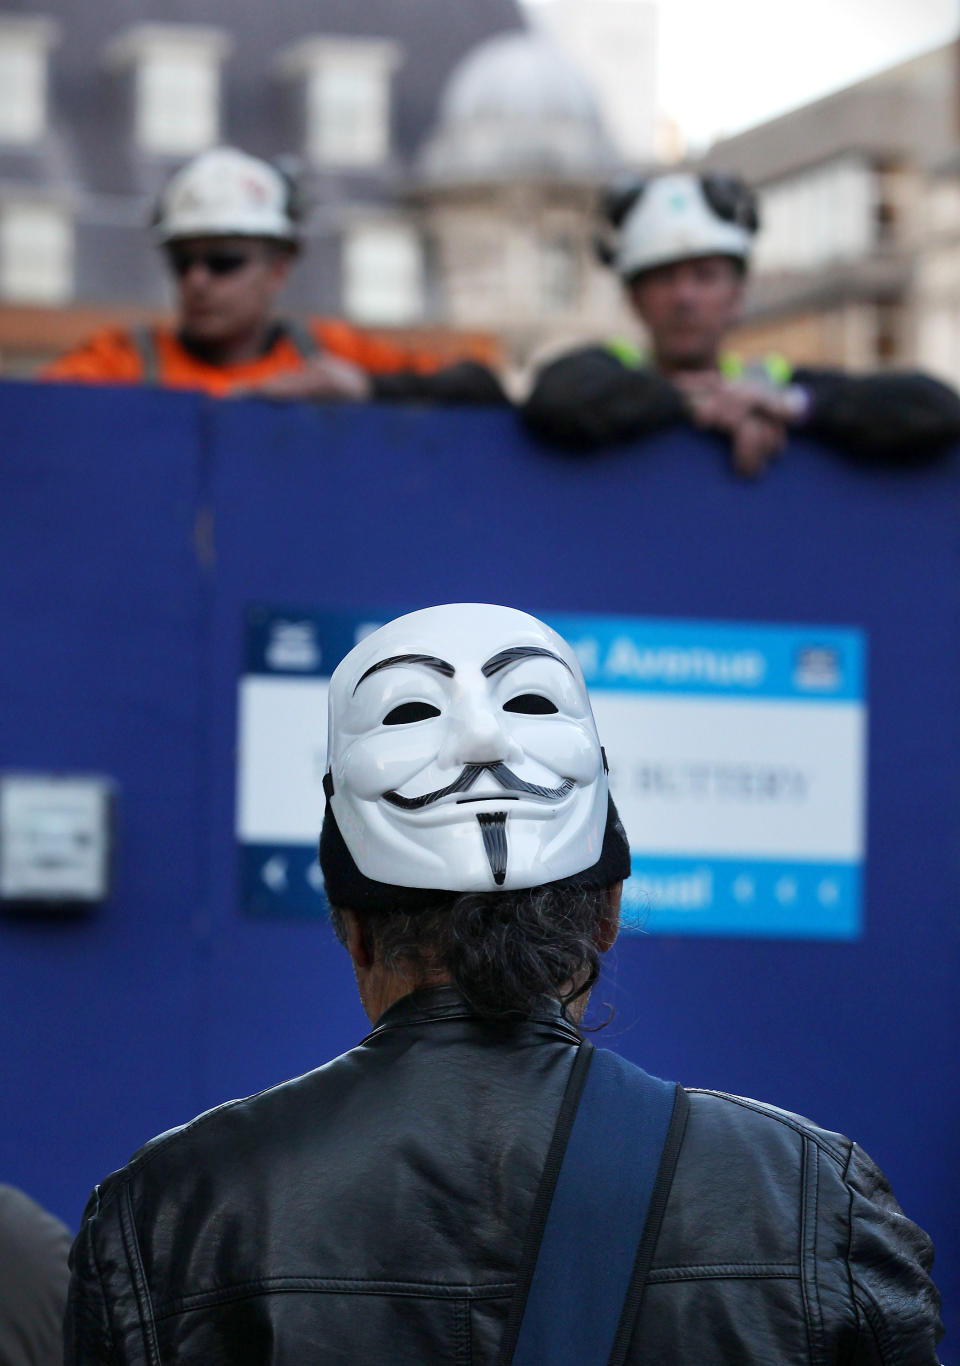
[{"xmin": 237, "ymin": 606, "xmax": 867, "ymax": 938}]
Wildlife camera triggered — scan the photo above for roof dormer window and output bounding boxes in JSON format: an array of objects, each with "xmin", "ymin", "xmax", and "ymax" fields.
[
  {"xmin": 343, "ymin": 221, "xmax": 423, "ymax": 324},
  {"xmin": 275, "ymin": 37, "xmax": 401, "ymax": 169},
  {"xmin": 0, "ymin": 199, "xmax": 73, "ymax": 303},
  {"xmin": 106, "ymin": 24, "xmax": 232, "ymax": 156},
  {"xmin": 0, "ymin": 16, "xmax": 59, "ymax": 146}
]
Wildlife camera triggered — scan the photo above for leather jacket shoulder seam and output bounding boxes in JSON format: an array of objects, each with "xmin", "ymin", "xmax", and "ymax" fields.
[
  {"xmin": 105, "ymin": 1090, "xmax": 295, "ymax": 1197},
  {"xmin": 800, "ymin": 1134, "xmax": 827, "ymax": 1365},
  {"xmin": 119, "ymin": 1183, "xmax": 162, "ymax": 1366},
  {"xmin": 86, "ymin": 1199, "xmax": 118, "ymax": 1358},
  {"xmin": 841, "ymin": 1153, "xmax": 860, "ymax": 1345},
  {"xmin": 685, "ymin": 1089, "xmax": 847, "ymax": 1164}
]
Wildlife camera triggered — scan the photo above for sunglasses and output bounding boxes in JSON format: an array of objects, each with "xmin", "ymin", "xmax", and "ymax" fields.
[{"xmin": 166, "ymin": 248, "xmax": 257, "ymax": 278}]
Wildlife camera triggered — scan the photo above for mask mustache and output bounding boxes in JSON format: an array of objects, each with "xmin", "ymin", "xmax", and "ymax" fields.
[{"xmin": 383, "ymin": 761, "xmax": 574, "ymax": 811}]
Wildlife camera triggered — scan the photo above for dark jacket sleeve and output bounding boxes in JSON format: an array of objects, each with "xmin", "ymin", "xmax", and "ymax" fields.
[
  {"xmin": 369, "ymin": 360, "xmax": 508, "ymax": 406},
  {"xmin": 64, "ymin": 1188, "xmax": 116, "ymax": 1365},
  {"xmin": 839, "ymin": 1142, "xmax": 943, "ymax": 1364},
  {"xmin": 522, "ymin": 346, "xmax": 687, "ymax": 449},
  {"xmin": 794, "ymin": 367, "xmax": 960, "ymax": 463}
]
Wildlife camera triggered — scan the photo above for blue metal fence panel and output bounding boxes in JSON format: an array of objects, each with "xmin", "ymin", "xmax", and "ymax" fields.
[
  {"xmin": 0, "ymin": 385, "xmax": 956, "ymax": 1344},
  {"xmin": 0, "ymin": 382, "xmax": 207, "ymax": 1223}
]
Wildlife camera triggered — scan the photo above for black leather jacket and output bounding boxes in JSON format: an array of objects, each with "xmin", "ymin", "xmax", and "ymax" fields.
[{"xmin": 66, "ymin": 988, "xmax": 942, "ymax": 1364}]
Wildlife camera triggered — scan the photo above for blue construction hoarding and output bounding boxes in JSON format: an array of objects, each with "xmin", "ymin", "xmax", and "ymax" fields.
[{"xmin": 0, "ymin": 382, "xmax": 956, "ymax": 1344}]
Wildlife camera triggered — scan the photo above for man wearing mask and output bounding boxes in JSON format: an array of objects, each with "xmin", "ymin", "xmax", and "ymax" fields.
[
  {"xmin": 45, "ymin": 146, "xmax": 503, "ymax": 405},
  {"xmin": 523, "ymin": 171, "xmax": 960, "ymax": 475},
  {"xmin": 65, "ymin": 603, "xmax": 942, "ymax": 1363}
]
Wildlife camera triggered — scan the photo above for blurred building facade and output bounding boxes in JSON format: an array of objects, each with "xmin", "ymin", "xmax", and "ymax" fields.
[
  {"xmin": 0, "ymin": 0, "xmax": 635, "ymax": 374},
  {"xmin": 0, "ymin": 0, "xmax": 529, "ymax": 370},
  {"xmin": 8, "ymin": 2, "xmax": 958, "ymax": 385},
  {"xmin": 704, "ymin": 42, "xmax": 960, "ymax": 383},
  {"xmin": 524, "ymin": 0, "xmax": 659, "ymax": 162},
  {"xmin": 412, "ymin": 29, "xmax": 629, "ymax": 368}
]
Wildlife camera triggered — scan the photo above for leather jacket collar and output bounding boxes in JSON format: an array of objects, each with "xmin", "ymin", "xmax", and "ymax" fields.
[{"xmin": 366, "ymin": 984, "xmax": 582, "ymax": 1043}]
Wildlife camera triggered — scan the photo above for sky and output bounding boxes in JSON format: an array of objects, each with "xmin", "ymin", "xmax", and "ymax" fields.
[{"xmin": 527, "ymin": 0, "xmax": 960, "ymax": 150}]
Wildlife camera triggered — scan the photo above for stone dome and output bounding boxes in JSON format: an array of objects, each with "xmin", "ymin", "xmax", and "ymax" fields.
[{"xmin": 418, "ymin": 30, "xmax": 617, "ymax": 182}]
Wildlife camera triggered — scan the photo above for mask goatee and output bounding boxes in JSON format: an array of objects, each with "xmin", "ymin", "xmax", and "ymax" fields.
[{"xmin": 477, "ymin": 812, "xmax": 508, "ymax": 886}]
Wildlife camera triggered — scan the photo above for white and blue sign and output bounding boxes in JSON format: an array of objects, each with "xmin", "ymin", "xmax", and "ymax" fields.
[{"xmin": 236, "ymin": 606, "xmax": 867, "ymax": 939}]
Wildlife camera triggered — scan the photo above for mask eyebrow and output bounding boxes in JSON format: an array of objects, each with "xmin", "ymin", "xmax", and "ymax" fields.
[
  {"xmin": 481, "ymin": 646, "xmax": 573, "ymax": 678},
  {"xmin": 354, "ymin": 653, "xmax": 455, "ymax": 694}
]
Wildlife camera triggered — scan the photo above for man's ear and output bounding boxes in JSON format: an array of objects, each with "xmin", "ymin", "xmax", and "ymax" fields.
[
  {"xmin": 595, "ymin": 881, "xmax": 622, "ymax": 955},
  {"xmin": 341, "ymin": 909, "xmax": 375, "ymax": 970}
]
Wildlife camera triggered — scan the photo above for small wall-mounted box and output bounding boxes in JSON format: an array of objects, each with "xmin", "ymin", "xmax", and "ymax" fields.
[{"xmin": 0, "ymin": 774, "xmax": 115, "ymax": 910}]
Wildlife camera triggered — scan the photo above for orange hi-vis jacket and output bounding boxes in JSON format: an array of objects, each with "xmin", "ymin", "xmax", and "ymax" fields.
[{"xmin": 43, "ymin": 319, "xmax": 442, "ymax": 396}]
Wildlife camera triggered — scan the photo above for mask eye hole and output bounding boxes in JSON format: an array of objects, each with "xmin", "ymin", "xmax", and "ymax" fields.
[
  {"xmin": 503, "ymin": 693, "xmax": 558, "ymax": 715},
  {"xmin": 382, "ymin": 701, "xmax": 441, "ymax": 726}
]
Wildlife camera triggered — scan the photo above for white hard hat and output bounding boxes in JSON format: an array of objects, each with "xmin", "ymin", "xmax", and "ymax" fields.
[
  {"xmin": 604, "ymin": 171, "xmax": 758, "ymax": 280},
  {"xmin": 152, "ymin": 147, "xmax": 299, "ymax": 245},
  {"xmin": 320, "ymin": 603, "xmax": 625, "ymax": 900}
]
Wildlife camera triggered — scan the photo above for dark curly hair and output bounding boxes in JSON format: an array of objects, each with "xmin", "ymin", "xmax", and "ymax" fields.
[{"xmin": 329, "ymin": 884, "xmax": 610, "ymax": 1020}]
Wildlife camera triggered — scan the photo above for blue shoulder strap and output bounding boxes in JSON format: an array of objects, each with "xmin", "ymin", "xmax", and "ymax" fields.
[{"xmin": 498, "ymin": 1041, "xmax": 689, "ymax": 1366}]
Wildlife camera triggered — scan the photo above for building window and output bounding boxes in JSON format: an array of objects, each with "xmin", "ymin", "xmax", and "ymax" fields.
[
  {"xmin": 136, "ymin": 49, "xmax": 219, "ymax": 154},
  {"xmin": 344, "ymin": 223, "xmax": 423, "ymax": 325},
  {"xmin": 0, "ymin": 202, "xmax": 73, "ymax": 304},
  {"xmin": 307, "ymin": 64, "xmax": 387, "ymax": 166},
  {"xmin": 106, "ymin": 24, "xmax": 231, "ymax": 156},
  {"xmin": 754, "ymin": 155, "xmax": 876, "ymax": 273},
  {"xmin": 0, "ymin": 17, "xmax": 59, "ymax": 146},
  {"xmin": 541, "ymin": 234, "xmax": 580, "ymax": 313},
  {"xmin": 275, "ymin": 38, "xmax": 401, "ymax": 168}
]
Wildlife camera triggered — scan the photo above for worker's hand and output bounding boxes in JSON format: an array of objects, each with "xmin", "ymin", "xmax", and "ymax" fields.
[
  {"xmin": 729, "ymin": 412, "xmax": 788, "ymax": 478},
  {"xmin": 672, "ymin": 372, "xmax": 794, "ymax": 478},
  {"xmin": 675, "ymin": 372, "xmax": 800, "ymax": 428},
  {"xmin": 231, "ymin": 355, "xmax": 373, "ymax": 402}
]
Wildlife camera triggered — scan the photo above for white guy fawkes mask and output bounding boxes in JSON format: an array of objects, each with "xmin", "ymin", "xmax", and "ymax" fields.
[{"xmin": 325, "ymin": 604, "xmax": 609, "ymax": 892}]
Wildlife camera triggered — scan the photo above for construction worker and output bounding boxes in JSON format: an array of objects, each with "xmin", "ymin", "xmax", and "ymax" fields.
[
  {"xmin": 522, "ymin": 171, "xmax": 960, "ymax": 475},
  {"xmin": 44, "ymin": 147, "xmax": 503, "ymax": 405}
]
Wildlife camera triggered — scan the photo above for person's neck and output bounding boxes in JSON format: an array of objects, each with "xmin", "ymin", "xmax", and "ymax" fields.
[
  {"xmin": 655, "ymin": 352, "xmax": 720, "ymax": 380},
  {"xmin": 357, "ymin": 966, "xmax": 590, "ymax": 1027},
  {"xmin": 357, "ymin": 965, "xmax": 452, "ymax": 1025},
  {"xmin": 179, "ymin": 320, "xmax": 278, "ymax": 367}
]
